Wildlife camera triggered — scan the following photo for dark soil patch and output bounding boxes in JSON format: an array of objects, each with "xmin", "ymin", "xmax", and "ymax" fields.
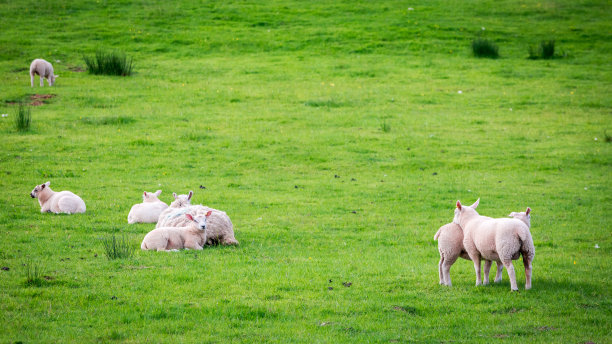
[{"xmin": 68, "ymin": 65, "xmax": 85, "ymax": 72}]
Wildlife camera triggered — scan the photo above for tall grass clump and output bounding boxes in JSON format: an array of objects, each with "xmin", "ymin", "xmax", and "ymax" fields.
[
  {"xmin": 14, "ymin": 102, "xmax": 31, "ymax": 132},
  {"xmin": 84, "ymin": 50, "xmax": 133, "ymax": 76},
  {"xmin": 101, "ymin": 234, "xmax": 134, "ymax": 260},
  {"xmin": 23, "ymin": 260, "xmax": 45, "ymax": 287},
  {"xmin": 471, "ymin": 38, "xmax": 499, "ymax": 58},
  {"xmin": 528, "ymin": 40, "xmax": 556, "ymax": 59}
]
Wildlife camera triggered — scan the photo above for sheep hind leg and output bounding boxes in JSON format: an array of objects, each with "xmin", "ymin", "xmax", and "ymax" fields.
[
  {"xmin": 483, "ymin": 260, "xmax": 492, "ymax": 285},
  {"xmin": 502, "ymin": 260, "xmax": 518, "ymax": 291},
  {"xmin": 438, "ymin": 256, "xmax": 445, "ymax": 285},
  {"xmin": 40, "ymin": 75, "xmax": 44, "ymax": 87},
  {"xmin": 472, "ymin": 256, "xmax": 482, "ymax": 286},
  {"xmin": 523, "ymin": 255, "xmax": 533, "ymax": 290},
  {"xmin": 442, "ymin": 255, "xmax": 458, "ymax": 286},
  {"xmin": 494, "ymin": 262, "xmax": 503, "ymax": 283}
]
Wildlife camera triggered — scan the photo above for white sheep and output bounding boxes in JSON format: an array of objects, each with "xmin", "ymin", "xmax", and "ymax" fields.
[
  {"xmin": 454, "ymin": 199, "xmax": 535, "ymax": 291},
  {"xmin": 30, "ymin": 181, "xmax": 86, "ymax": 214},
  {"xmin": 127, "ymin": 190, "xmax": 169, "ymax": 224},
  {"xmin": 141, "ymin": 211, "xmax": 212, "ymax": 251},
  {"xmin": 30, "ymin": 59, "xmax": 58, "ymax": 87},
  {"xmin": 509, "ymin": 207, "xmax": 531, "ymax": 228},
  {"xmin": 435, "ymin": 206, "xmax": 533, "ymax": 286},
  {"xmin": 161, "ymin": 205, "xmax": 239, "ymax": 246},
  {"xmin": 156, "ymin": 191, "xmax": 193, "ymax": 228}
]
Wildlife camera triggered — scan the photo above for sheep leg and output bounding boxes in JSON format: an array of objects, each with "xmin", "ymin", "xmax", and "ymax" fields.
[
  {"xmin": 40, "ymin": 75, "xmax": 44, "ymax": 87},
  {"xmin": 523, "ymin": 256, "xmax": 532, "ymax": 290},
  {"xmin": 442, "ymin": 255, "xmax": 458, "ymax": 286},
  {"xmin": 494, "ymin": 262, "xmax": 503, "ymax": 283},
  {"xmin": 483, "ymin": 260, "xmax": 492, "ymax": 285},
  {"xmin": 502, "ymin": 260, "xmax": 518, "ymax": 291},
  {"xmin": 30, "ymin": 73, "xmax": 34, "ymax": 87},
  {"xmin": 438, "ymin": 256, "xmax": 445, "ymax": 285},
  {"xmin": 472, "ymin": 256, "xmax": 482, "ymax": 286}
]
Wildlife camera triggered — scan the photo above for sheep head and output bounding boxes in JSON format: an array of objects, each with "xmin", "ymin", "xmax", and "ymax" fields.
[
  {"xmin": 170, "ymin": 190, "xmax": 193, "ymax": 208},
  {"xmin": 185, "ymin": 210, "xmax": 213, "ymax": 231},
  {"xmin": 453, "ymin": 198, "xmax": 479, "ymax": 225},
  {"xmin": 143, "ymin": 190, "xmax": 162, "ymax": 202},
  {"xmin": 30, "ymin": 181, "xmax": 51, "ymax": 198},
  {"xmin": 509, "ymin": 207, "xmax": 531, "ymax": 228}
]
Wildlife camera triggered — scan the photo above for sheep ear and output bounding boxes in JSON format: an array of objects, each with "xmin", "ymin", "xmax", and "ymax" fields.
[
  {"xmin": 188, "ymin": 191, "xmax": 193, "ymax": 200},
  {"xmin": 44, "ymin": 181, "xmax": 50, "ymax": 188},
  {"xmin": 155, "ymin": 190, "xmax": 162, "ymax": 196},
  {"xmin": 470, "ymin": 198, "xmax": 480, "ymax": 209},
  {"xmin": 143, "ymin": 191, "xmax": 147, "ymax": 197},
  {"xmin": 185, "ymin": 213, "xmax": 194, "ymax": 221},
  {"xmin": 509, "ymin": 212, "xmax": 516, "ymax": 217},
  {"xmin": 173, "ymin": 192, "xmax": 177, "ymax": 199},
  {"xmin": 205, "ymin": 210, "xmax": 212, "ymax": 217},
  {"xmin": 456, "ymin": 201, "xmax": 462, "ymax": 210},
  {"xmin": 526, "ymin": 207, "xmax": 531, "ymax": 215}
]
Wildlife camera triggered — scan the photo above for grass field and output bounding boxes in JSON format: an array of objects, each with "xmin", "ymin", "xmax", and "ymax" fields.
[{"xmin": 1, "ymin": 0, "xmax": 611, "ymax": 343}]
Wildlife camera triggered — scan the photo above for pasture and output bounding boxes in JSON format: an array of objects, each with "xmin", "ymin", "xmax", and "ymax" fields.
[{"xmin": 0, "ymin": 0, "xmax": 610, "ymax": 342}]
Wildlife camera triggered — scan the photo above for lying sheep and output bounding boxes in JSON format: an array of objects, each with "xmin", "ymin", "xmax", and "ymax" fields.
[
  {"xmin": 454, "ymin": 199, "xmax": 535, "ymax": 291},
  {"xmin": 162, "ymin": 205, "xmax": 239, "ymax": 246},
  {"xmin": 30, "ymin": 181, "xmax": 86, "ymax": 214},
  {"xmin": 156, "ymin": 191, "xmax": 193, "ymax": 228},
  {"xmin": 30, "ymin": 59, "xmax": 58, "ymax": 87},
  {"xmin": 141, "ymin": 211, "xmax": 212, "ymax": 251},
  {"xmin": 127, "ymin": 190, "xmax": 169, "ymax": 224}
]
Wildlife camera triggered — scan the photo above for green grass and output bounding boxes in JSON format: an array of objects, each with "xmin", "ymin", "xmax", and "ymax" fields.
[
  {"xmin": 13, "ymin": 102, "xmax": 31, "ymax": 131},
  {"xmin": 0, "ymin": 0, "xmax": 611, "ymax": 343}
]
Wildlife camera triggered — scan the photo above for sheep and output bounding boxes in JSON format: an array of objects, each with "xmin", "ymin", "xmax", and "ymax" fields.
[
  {"xmin": 454, "ymin": 199, "xmax": 535, "ymax": 291},
  {"xmin": 509, "ymin": 207, "xmax": 531, "ymax": 228},
  {"xmin": 30, "ymin": 59, "xmax": 58, "ymax": 87},
  {"xmin": 156, "ymin": 191, "xmax": 193, "ymax": 228},
  {"xmin": 141, "ymin": 211, "xmax": 212, "ymax": 251},
  {"xmin": 127, "ymin": 190, "xmax": 169, "ymax": 224},
  {"xmin": 161, "ymin": 205, "xmax": 239, "ymax": 246},
  {"xmin": 29, "ymin": 181, "xmax": 86, "ymax": 214}
]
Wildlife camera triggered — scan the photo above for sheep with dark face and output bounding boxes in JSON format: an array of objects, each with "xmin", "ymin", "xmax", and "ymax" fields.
[{"xmin": 30, "ymin": 181, "xmax": 85, "ymax": 214}]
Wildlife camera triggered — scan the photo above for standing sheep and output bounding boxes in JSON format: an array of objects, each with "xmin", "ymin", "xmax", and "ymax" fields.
[
  {"xmin": 127, "ymin": 190, "xmax": 169, "ymax": 224},
  {"xmin": 30, "ymin": 181, "xmax": 86, "ymax": 214},
  {"xmin": 30, "ymin": 59, "xmax": 58, "ymax": 87},
  {"xmin": 141, "ymin": 211, "xmax": 212, "ymax": 251},
  {"xmin": 509, "ymin": 207, "xmax": 531, "ymax": 228},
  {"xmin": 454, "ymin": 199, "xmax": 535, "ymax": 291}
]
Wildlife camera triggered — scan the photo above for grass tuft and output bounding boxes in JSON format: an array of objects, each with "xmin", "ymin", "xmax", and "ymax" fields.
[
  {"xmin": 471, "ymin": 38, "xmax": 499, "ymax": 58},
  {"xmin": 23, "ymin": 260, "xmax": 45, "ymax": 287},
  {"xmin": 101, "ymin": 234, "xmax": 134, "ymax": 260},
  {"xmin": 528, "ymin": 40, "xmax": 556, "ymax": 59},
  {"xmin": 84, "ymin": 50, "xmax": 133, "ymax": 76},
  {"xmin": 81, "ymin": 116, "xmax": 135, "ymax": 125},
  {"xmin": 380, "ymin": 120, "xmax": 391, "ymax": 133},
  {"xmin": 14, "ymin": 103, "xmax": 31, "ymax": 132}
]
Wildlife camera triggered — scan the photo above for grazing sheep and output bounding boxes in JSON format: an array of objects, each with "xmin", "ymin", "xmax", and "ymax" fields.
[
  {"xmin": 156, "ymin": 191, "xmax": 193, "ymax": 228},
  {"xmin": 454, "ymin": 199, "xmax": 535, "ymax": 291},
  {"xmin": 127, "ymin": 190, "xmax": 169, "ymax": 224},
  {"xmin": 141, "ymin": 211, "xmax": 212, "ymax": 251},
  {"xmin": 30, "ymin": 59, "xmax": 58, "ymax": 87},
  {"xmin": 30, "ymin": 181, "xmax": 86, "ymax": 214},
  {"xmin": 509, "ymin": 207, "xmax": 531, "ymax": 228}
]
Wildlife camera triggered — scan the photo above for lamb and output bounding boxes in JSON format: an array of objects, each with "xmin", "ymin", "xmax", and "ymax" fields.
[
  {"xmin": 30, "ymin": 59, "xmax": 58, "ymax": 87},
  {"xmin": 141, "ymin": 211, "xmax": 212, "ymax": 251},
  {"xmin": 29, "ymin": 181, "xmax": 86, "ymax": 214},
  {"xmin": 509, "ymin": 207, "xmax": 531, "ymax": 228},
  {"xmin": 127, "ymin": 190, "xmax": 169, "ymax": 224},
  {"xmin": 454, "ymin": 199, "xmax": 535, "ymax": 291}
]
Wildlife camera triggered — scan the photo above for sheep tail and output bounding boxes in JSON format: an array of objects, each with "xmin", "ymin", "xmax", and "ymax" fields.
[{"xmin": 434, "ymin": 228, "xmax": 442, "ymax": 241}]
